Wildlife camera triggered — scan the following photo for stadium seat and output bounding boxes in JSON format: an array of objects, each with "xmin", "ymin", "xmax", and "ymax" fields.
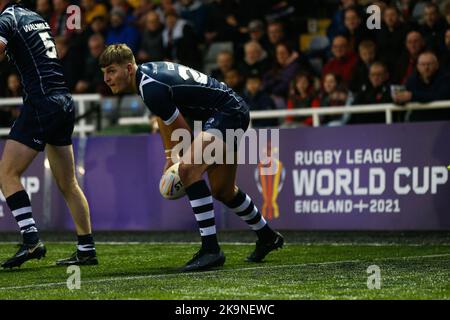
[
  {"xmin": 309, "ymin": 35, "xmax": 329, "ymax": 52},
  {"xmin": 119, "ymin": 95, "xmax": 148, "ymax": 117}
]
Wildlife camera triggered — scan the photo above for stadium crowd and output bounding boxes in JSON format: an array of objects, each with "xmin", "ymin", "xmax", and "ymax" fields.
[{"xmin": 1, "ymin": 0, "xmax": 450, "ymax": 128}]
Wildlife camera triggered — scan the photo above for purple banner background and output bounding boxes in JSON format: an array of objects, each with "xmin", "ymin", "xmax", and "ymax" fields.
[
  {"xmin": 0, "ymin": 121, "xmax": 449, "ymax": 232},
  {"xmin": 0, "ymin": 150, "xmax": 46, "ymax": 231}
]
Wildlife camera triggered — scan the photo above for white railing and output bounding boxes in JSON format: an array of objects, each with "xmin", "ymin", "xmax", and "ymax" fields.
[
  {"xmin": 0, "ymin": 94, "xmax": 101, "ymax": 137},
  {"xmin": 117, "ymin": 100, "xmax": 450, "ymax": 127},
  {"xmin": 250, "ymin": 100, "xmax": 450, "ymax": 127}
]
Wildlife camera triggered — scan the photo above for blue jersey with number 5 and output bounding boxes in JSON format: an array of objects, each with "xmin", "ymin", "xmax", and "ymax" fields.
[
  {"xmin": 0, "ymin": 3, "xmax": 68, "ymax": 101},
  {"xmin": 136, "ymin": 62, "xmax": 244, "ymax": 125}
]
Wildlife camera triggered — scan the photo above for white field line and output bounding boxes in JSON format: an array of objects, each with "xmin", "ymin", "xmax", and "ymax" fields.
[
  {"xmin": 0, "ymin": 253, "xmax": 449, "ymax": 291},
  {"xmin": 0, "ymin": 241, "xmax": 449, "ymax": 246}
]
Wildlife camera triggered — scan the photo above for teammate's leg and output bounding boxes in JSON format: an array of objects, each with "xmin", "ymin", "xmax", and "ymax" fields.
[
  {"xmin": 208, "ymin": 163, "xmax": 284, "ymax": 262},
  {"xmin": 0, "ymin": 140, "xmax": 46, "ymax": 268},
  {"xmin": 177, "ymin": 132, "xmax": 225, "ymax": 271},
  {"xmin": 46, "ymin": 144, "xmax": 97, "ymax": 265}
]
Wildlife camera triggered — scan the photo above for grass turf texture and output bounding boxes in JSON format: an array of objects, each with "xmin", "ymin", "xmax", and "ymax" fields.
[{"xmin": 0, "ymin": 231, "xmax": 449, "ymax": 300}]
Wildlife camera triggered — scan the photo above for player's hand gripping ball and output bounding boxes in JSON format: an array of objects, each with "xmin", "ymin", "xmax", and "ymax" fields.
[{"xmin": 159, "ymin": 162, "xmax": 186, "ymax": 199}]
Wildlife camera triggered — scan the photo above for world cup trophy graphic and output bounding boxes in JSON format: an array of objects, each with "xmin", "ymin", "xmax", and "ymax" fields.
[{"xmin": 254, "ymin": 141, "xmax": 286, "ymax": 220}]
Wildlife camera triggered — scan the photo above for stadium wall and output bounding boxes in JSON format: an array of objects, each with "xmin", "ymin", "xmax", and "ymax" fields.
[{"xmin": 0, "ymin": 121, "xmax": 449, "ymax": 232}]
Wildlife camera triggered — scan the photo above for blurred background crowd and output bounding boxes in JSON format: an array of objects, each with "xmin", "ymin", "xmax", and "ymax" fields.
[{"xmin": 1, "ymin": 0, "xmax": 450, "ymax": 128}]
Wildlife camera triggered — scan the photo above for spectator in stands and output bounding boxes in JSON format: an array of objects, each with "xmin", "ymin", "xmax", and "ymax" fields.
[
  {"xmin": 55, "ymin": 36, "xmax": 83, "ymax": 91},
  {"xmin": 179, "ymin": 0, "xmax": 208, "ymax": 40},
  {"xmin": 75, "ymin": 34, "xmax": 110, "ymax": 95},
  {"xmin": 5, "ymin": 73, "xmax": 21, "ymax": 98},
  {"xmin": 156, "ymin": 0, "xmax": 182, "ymax": 24},
  {"xmin": 312, "ymin": 73, "xmax": 341, "ymax": 108},
  {"xmin": 50, "ymin": 0, "xmax": 73, "ymax": 38},
  {"xmin": 241, "ymin": 71, "xmax": 278, "ymax": 128},
  {"xmin": 81, "ymin": 0, "xmax": 108, "ymax": 26},
  {"xmin": 0, "ymin": 53, "xmax": 15, "ymax": 97},
  {"xmin": 377, "ymin": 5, "xmax": 409, "ymax": 73},
  {"xmin": 110, "ymin": 0, "xmax": 135, "ymax": 24},
  {"xmin": 440, "ymin": 28, "xmax": 450, "ymax": 69},
  {"xmin": 7, "ymin": 73, "xmax": 22, "ymax": 121},
  {"xmin": 392, "ymin": 30, "xmax": 425, "ymax": 84},
  {"xmin": 106, "ymin": 6, "xmax": 141, "ymax": 54},
  {"xmin": 420, "ymin": 2, "xmax": 447, "ymax": 54},
  {"xmin": 133, "ymin": 0, "xmax": 156, "ymax": 30},
  {"xmin": 137, "ymin": 11, "xmax": 164, "ymax": 63},
  {"xmin": 36, "ymin": 0, "xmax": 52, "ymax": 23},
  {"xmin": 349, "ymin": 40, "xmax": 377, "ymax": 92},
  {"xmin": 393, "ymin": 51, "xmax": 450, "ymax": 121},
  {"xmin": 343, "ymin": 6, "xmax": 373, "ymax": 53},
  {"xmin": 163, "ymin": 8, "xmax": 202, "ymax": 69},
  {"xmin": 326, "ymin": 83, "xmax": 353, "ymax": 126},
  {"xmin": 263, "ymin": 42, "xmax": 302, "ymax": 103},
  {"xmin": 266, "ymin": 21, "xmax": 286, "ymax": 58},
  {"xmin": 445, "ymin": 2, "xmax": 450, "ymax": 27},
  {"xmin": 211, "ymin": 51, "xmax": 235, "ymax": 82},
  {"xmin": 322, "ymin": 35, "xmax": 358, "ymax": 84},
  {"xmin": 285, "ymin": 72, "xmax": 317, "ymax": 126},
  {"xmin": 90, "ymin": 15, "xmax": 109, "ymax": 38},
  {"xmin": 238, "ymin": 40, "xmax": 270, "ymax": 78},
  {"xmin": 223, "ymin": 69, "xmax": 244, "ymax": 95},
  {"xmin": 247, "ymin": 19, "xmax": 271, "ymax": 54},
  {"xmin": 203, "ymin": 0, "xmax": 242, "ymax": 44},
  {"xmin": 349, "ymin": 62, "xmax": 392, "ymax": 124},
  {"xmin": 326, "ymin": 0, "xmax": 362, "ymax": 42}
]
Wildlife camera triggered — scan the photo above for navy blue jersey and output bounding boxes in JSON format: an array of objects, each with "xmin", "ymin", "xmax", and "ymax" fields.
[
  {"xmin": 136, "ymin": 62, "xmax": 244, "ymax": 125},
  {"xmin": 0, "ymin": 3, "xmax": 68, "ymax": 100}
]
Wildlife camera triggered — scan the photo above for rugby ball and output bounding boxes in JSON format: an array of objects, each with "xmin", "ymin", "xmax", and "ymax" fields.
[{"xmin": 159, "ymin": 162, "xmax": 186, "ymax": 200}]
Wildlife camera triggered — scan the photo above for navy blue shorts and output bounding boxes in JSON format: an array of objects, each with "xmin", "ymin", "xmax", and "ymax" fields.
[
  {"xmin": 9, "ymin": 93, "xmax": 75, "ymax": 152},
  {"xmin": 202, "ymin": 101, "xmax": 250, "ymax": 137}
]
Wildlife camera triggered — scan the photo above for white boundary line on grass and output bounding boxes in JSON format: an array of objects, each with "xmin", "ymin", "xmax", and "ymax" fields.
[
  {"xmin": 0, "ymin": 241, "xmax": 448, "ymax": 246},
  {"xmin": 0, "ymin": 253, "xmax": 449, "ymax": 291}
]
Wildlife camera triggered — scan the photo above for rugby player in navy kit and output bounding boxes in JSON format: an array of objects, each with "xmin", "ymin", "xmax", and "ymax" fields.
[
  {"xmin": 0, "ymin": 0, "xmax": 97, "ymax": 268},
  {"xmin": 100, "ymin": 44, "xmax": 284, "ymax": 271}
]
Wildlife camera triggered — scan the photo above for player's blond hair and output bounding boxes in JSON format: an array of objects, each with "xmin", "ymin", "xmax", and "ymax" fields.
[{"xmin": 99, "ymin": 44, "xmax": 135, "ymax": 68}]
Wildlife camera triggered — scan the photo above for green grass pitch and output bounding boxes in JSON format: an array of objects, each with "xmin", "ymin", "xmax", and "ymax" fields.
[{"xmin": 0, "ymin": 231, "xmax": 449, "ymax": 300}]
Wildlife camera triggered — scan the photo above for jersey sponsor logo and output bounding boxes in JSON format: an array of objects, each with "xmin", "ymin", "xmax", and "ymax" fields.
[{"xmin": 33, "ymin": 138, "xmax": 43, "ymax": 145}]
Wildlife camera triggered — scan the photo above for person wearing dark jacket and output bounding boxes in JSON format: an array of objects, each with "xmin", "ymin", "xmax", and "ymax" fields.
[
  {"xmin": 440, "ymin": 28, "xmax": 450, "ymax": 69},
  {"xmin": 376, "ymin": 5, "xmax": 409, "ymax": 73},
  {"xmin": 349, "ymin": 62, "xmax": 392, "ymax": 124},
  {"xmin": 242, "ymin": 72, "xmax": 278, "ymax": 128},
  {"xmin": 392, "ymin": 31, "xmax": 425, "ymax": 85},
  {"xmin": 137, "ymin": 11, "xmax": 164, "ymax": 63},
  {"xmin": 349, "ymin": 40, "xmax": 377, "ymax": 92},
  {"xmin": 393, "ymin": 51, "xmax": 450, "ymax": 121}
]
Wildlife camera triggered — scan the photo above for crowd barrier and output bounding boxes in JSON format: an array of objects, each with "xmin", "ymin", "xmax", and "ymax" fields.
[{"xmin": 0, "ymin": 121, "xmax": 449, "ymax": 231}]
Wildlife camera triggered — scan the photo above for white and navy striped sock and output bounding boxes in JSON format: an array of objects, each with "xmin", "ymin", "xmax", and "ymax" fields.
[
  {"xmin": 77, "ymin": 234, "xmax": 96, "ymax": 256},
  {"xmin": 225, "ymin": 189, "xmax": 275, "ymax": 242},
  {"xmin": 6, "ymin": 190, "xmax": 39, "ymax": 244},
  {"xmin": 186, "ymin": 180, "xmax": 220, "ymax": 253}
]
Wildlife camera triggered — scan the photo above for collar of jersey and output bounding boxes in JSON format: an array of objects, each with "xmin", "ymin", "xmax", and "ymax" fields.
[{"xmin": 1, "ymin": 2, "xmax": 19, "ymax": 15}]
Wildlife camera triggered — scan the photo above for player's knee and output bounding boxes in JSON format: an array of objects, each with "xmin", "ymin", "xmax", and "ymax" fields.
[
  {"xmin": 211, "ymin": 186, "xmax": 235, "ymax": 203},
  {"xmin": 178, "ymin": 163, "xmax": 202, "ymax": 185},
  {"xmin": 55, "ymin": 177, "xmax": 78, "ymax": 195},
  {"xmin": 0, "ymin": 163, "xmax": 19, "ymax": 183}
]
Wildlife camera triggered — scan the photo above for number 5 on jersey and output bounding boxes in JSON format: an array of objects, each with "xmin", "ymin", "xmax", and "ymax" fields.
[{"xmin": 38, "ymin": 32, "xmax": 57, "ymax": 59}]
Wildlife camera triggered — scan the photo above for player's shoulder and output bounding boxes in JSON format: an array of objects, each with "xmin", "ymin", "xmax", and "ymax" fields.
[
  {"xmin": 0, "ymin": 3, "xmax": 15, "ymax": 20},
  {"xmin": 1, "ymin": 4, "xmax": 39, "ymax": 26},
  {"xmin": 138, "ymin": 62, "xmax": 179, "ymax": 86}
]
